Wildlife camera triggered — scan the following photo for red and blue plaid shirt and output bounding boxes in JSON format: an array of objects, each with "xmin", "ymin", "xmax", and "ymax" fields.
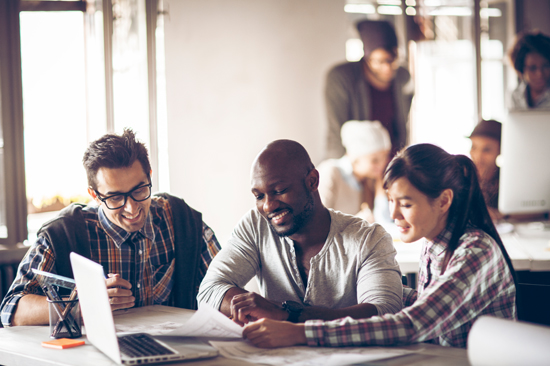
[
  {"xmin": 1, "ymin": 196, "xmax": 220, "ymax": 326},
  {"xmin": 305, "ymin": 226, "xmax": 516, "ymax": 348}
]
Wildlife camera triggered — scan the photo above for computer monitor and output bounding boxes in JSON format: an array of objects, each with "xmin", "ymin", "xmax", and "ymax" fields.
[{"xmin": 498, "ymin": 109, "xmax": 550, "ymax": 214}]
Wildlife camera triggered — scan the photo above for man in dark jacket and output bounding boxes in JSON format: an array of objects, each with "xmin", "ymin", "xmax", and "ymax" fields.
[
  {"xmin": 325, "ymin": 19, "xmax": 414, "ymax": 159},
  {"xmin": 1, "ymin": 129, "xmax": 220, "ymax": 326}
]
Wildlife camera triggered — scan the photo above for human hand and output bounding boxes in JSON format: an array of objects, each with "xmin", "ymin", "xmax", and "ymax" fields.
[
  {"xmin": 243, "ymin": 318, "xmax": 307, "ymax": 348},
  {"xmin": 230, "ymin": 292, "xmax": 288, "ymax": 326},
  {"xmin": 105, "ymin": 273, "xmax": 134, "ymax": 310}
]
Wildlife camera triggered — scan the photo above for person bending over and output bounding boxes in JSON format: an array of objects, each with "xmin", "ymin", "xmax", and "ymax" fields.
[{"xmin": 243, "ymin": 143, "xmax": 516, "ymax": 349}]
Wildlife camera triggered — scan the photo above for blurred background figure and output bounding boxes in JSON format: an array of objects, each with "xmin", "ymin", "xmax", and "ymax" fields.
[
  {"xmin": 324, "ymin": 19, "xmax": 413, "ymax": 159},
  {"xmin": 318, "ymin": 120, "xmax": 391, "ymax": 224},
  {"xmin": 468, "ymin": 119, "xmax": 502, "ymax": 221},
  {"xmin": 508, "ymin": 31, "xmax": 550, "ymax": 109}
]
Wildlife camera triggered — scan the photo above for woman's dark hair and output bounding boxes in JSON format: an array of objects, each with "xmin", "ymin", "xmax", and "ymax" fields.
[
  {"xmin": 82, "ymin": 128, "xmax": 151, "ymax": 190},
  {"xmin": 383, "ymin": 144, "xmax": 516, "ymax": 281},
  {"xmin": 509, "ymin": 30, "xmax": 550, "ymax": 74}
]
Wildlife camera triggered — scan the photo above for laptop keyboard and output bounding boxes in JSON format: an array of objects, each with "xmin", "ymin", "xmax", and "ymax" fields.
[{"xmin": 118, "ymin": 333, "xmax": 177, "ymax": 358}]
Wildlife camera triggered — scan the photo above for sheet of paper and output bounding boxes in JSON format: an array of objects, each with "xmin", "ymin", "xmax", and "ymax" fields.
[
  {"xmin": 468, "ymin": 316, "xmax": 550, "ymax": 366},
  {"xmin": 115, "ymin": 321, "xmax": 184, "ymax": 336},
  {"xmin": 165, "ymin": 304, "xmax": 243, "ymax": 338},
  {"xmin": 210, "ymin": 340, "xmax": 414, "ymax": 366}
]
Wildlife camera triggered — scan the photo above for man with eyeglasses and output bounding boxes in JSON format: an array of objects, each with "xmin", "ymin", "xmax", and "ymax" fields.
[
  {"xmin": 0, "ymin": 129, "xmax": 221, "ymax": 326},
  {"xmin": 324, "ymin": 19, "xmax": 413, "ymax": 159}
]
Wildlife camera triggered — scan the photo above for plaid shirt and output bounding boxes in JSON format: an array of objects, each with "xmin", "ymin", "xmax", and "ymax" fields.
[
  {"xmin": 305, "ymin": 226, "xmax": 516, "ymax": 348},
  {"xmin": 1, "ymin": 196, "xmax": 220, "ymax": 326}
]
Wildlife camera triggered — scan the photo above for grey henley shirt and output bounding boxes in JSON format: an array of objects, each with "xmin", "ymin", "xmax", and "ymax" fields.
[{"xmin": 197, "ymin": 208, "xmax": 403, "ymax": 316}]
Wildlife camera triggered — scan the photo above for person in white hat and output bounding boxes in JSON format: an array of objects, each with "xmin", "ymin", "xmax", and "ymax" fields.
[{"xmin": 317, "ymin": 120, "xmax": 392, "ymax": 223}]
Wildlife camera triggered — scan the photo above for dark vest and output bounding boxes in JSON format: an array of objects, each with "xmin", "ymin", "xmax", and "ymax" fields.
[{"xmin": 37, "ymin": 193, "xmax": 203, "ymax": 310}]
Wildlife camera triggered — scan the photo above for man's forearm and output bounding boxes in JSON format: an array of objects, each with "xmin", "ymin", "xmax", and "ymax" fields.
[
  {"xmin": 12, "ymin": 294, "xmax": 49, "ymax": 326},
  {"xmin": 219, "ymin": 287, "xmax": 248, "ymax": 317},
  {"xmin": 299, "ymin": 303, "xmax": 378, "ymax": 322}
]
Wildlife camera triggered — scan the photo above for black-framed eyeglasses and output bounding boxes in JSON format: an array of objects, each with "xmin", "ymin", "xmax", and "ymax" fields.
[{"xmin": 93, "ymin": 183, "xmax": 152, "ymax": 210}]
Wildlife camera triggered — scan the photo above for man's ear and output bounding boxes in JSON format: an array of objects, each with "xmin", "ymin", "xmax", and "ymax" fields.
[
  {"xmin": 306, "ymin": 169, "xmax": 320, "ymax": 192},
  {"xmin": 88, "ymin": 187, "xmax": 100, "ymax": 204},
  {"xmin": 438, "ymin": 189, "xmax": 454, "ymax": 214}
]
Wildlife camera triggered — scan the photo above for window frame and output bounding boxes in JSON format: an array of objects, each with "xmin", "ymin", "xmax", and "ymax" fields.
[
  {"xmin": 0, "ymin": 0, "xmax": 27, "ymax": 246},
  {"xmin": 0, "ymin": 0, "xmax": 162, "ymax": 247}
]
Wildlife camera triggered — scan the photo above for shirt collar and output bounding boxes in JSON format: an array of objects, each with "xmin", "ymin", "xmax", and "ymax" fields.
[
  {"xmin": 426, "ymin": 223, "xmax": 454, "ymax": 257},
  {"xmin": 98, "ymin": 205, "xmax": 156, "ymax": 247}
]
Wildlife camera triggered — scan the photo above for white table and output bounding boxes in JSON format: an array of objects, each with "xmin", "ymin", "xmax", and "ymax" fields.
[{"xmin": 0, "ymin": 305, "xmax": 469, "ymax": 366}]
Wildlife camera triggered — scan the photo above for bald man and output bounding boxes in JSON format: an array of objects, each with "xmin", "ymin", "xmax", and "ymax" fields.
[{"xmin": 197, "ymin": 140, "xmax": 402, "ymax": 325}]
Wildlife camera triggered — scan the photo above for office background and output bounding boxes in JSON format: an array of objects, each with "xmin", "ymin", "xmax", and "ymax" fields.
[{"xmin": 0, "ymin": 0, "xmax": 549, "ymax": 267}]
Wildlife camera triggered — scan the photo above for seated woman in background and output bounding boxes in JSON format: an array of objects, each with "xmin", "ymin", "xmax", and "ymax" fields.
[
  {"xmin": 243, "ymin": 143, "xmax": 517, "ymax": 349},
  {"xmin": 509, "ymin": 30, "xmax": 550, "ymax": 109},
  {"xmin": 317, "ymin": 120, "xmax": 392, "ymax": 224},
  {"xmin": 468, "ymin": 119, "xmax": 502, "ymax": 221}
]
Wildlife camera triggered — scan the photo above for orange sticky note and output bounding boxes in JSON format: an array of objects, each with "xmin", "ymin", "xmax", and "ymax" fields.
[{"xmin": 42, "ymin": 338, "xmax": 85, "ymax": 349}]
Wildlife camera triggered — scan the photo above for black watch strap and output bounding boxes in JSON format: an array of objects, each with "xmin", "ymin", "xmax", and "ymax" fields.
[{"xmin": 282, "ymin": 300, "xmax": 304, "ymax": 323}]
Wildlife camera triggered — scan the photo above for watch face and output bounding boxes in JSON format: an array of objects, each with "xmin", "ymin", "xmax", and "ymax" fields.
[{"xmin": 284, "ymin": 300, "xmax": 303, "ymax": 312}]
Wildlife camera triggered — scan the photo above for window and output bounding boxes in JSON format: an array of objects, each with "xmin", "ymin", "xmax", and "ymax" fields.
[{"xmin": 0, "ymin": 0, "xmax": 168, "ymax": 246}]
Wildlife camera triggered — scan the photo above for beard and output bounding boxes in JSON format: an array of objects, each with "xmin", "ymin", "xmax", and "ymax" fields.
[{"xmin": 269, "ymin": 189, "xmax": 315, "ymax": 238}]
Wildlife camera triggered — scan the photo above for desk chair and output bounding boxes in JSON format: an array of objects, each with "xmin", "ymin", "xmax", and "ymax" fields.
[{"xmin": 517, "ymin": 283, "xmax": 550, "ymax": 326}]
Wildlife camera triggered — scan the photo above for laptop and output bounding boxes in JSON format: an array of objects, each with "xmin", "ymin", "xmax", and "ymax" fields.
[{"xmin": 69, "ymin": 252, "xmax": 219, "ymax": 365}]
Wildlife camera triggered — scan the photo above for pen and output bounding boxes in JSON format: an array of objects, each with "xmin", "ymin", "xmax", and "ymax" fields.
[
  {"xmin": 43, "ymin": 285, "xmax": 75, "ymax": 338},
  {"xmin": 52, "ymin": 287, "xmax": 79, "ymax": 336}
]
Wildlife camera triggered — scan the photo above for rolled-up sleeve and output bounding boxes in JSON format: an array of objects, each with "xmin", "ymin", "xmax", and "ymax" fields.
[{"xmin": 0, "ymin": 236, "xmax": 55, "ymax": 326}]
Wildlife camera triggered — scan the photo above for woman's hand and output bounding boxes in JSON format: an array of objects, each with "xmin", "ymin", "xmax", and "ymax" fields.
[{"xmin": 243, "ymin": 318, "xmax": 307, "ymax": 348}]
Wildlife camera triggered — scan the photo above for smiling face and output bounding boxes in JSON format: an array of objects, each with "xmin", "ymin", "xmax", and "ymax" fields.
[
  {"xmin": 251, "ymin": 163, "xmax": 315, "ymax": 238},
  {"xmin": 89, "ymin": 160, "xmax": 151, "ymax": 233},
  {"xmin": 387, "ymin": 177, "xmax": 451, "ymax": 243}
]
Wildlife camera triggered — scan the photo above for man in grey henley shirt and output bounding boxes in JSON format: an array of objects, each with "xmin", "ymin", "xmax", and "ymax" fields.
[{"xmin": 197, "ymin": 139, "xmax": 402, "ymax": 325}]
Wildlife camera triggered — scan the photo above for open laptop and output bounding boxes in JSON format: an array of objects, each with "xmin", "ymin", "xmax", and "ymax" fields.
[{"xmin": 70, "ymin": 252, "xmax": 219, "ymax": 365}]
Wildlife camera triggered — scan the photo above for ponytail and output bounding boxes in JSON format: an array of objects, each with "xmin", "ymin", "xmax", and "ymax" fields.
[
  {"xmin": 443, "ymin": 156, "xmax": 515, "ymax": 280},
  {"xmin": 445, "ymin": 156, "xmax": 519, "ymax": 314}
]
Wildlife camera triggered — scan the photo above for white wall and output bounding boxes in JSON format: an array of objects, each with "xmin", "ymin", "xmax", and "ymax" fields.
[{"xmin": 164, "ymin": 0, "xmax": 347, "ymax": 244}]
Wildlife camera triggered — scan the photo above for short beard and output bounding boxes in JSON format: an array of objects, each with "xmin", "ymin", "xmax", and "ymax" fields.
[{"xmin": 271, "ymin": 189, "xmax": 315, "ymax": 238}]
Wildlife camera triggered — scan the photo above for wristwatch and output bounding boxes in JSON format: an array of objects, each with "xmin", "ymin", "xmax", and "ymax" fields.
[{"xmin": 282, "ymin": 300, "xmax": 304, "ymax": 323}]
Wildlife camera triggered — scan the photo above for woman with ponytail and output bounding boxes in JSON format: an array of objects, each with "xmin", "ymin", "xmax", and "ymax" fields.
[{"xmin": 242, "ymin": 143, "xmax": 517, "ymax": 349}]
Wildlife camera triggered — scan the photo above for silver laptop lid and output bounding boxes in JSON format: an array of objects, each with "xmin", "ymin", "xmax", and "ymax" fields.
[{"xmin": 70, "ymin": 252, "xmax": 122, "ymax": 364}]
